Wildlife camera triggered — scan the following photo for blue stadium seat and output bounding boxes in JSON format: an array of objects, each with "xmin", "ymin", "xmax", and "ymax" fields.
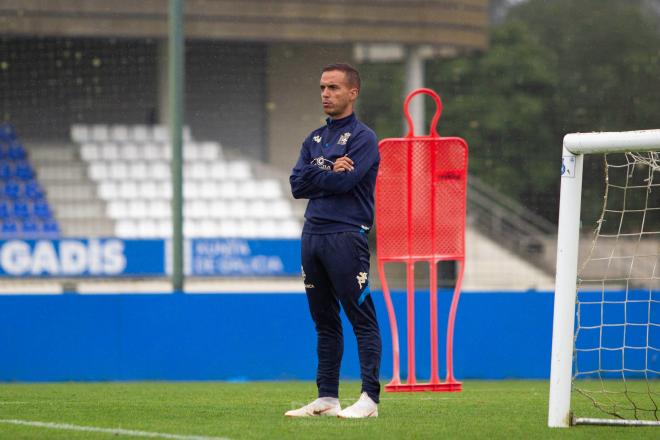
[
  {"xmin": 8, "ymin": 143, "xmax": 26, "ymax": 161},
  {"xmin": 15, "ymin": 161, "xmax": 34, "ymax": 180},
  {"xmin": 0, "ymin": 200, "xmax": 10, "ymax": 219},
  {"xmin": 0, "ymin": 124, "xmax": 16, "ymax": 142},
  {"xmin": 25, "ymin": 180, "xmax": 44, "ymax": 200},
  {"xmin": 0, "ymin": 163, "xmax": 12, "ymax": 180},
  {"xmin": 21, "ymin": 220, "xmax": 40, "ymax": 236},
  {"xmin": 4, "ymin": 181, "xmax": 20, "ymax": 199},
  {"xmin": 13, "ymin": 201, "xmax": 30, "ymax": 220},
  {"xmin": 1, "ymin": 219, "xmax": 19, "ymax": 236},
  {"xmin": 42, "ymin": 220, "xmax": 60, "ymax": 236},
  {"xmin": 33, "ymin": 200, "xmax": 52, "ymax": 219}
]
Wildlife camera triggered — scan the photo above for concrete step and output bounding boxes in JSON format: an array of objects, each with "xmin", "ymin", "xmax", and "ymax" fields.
[
  {"xmin": 46, "ymin": 183, "xmax": 98, "ymax": 201},
  {"xmin": 36, "ymin": 164, "xmax": 88, "ymax": 181},
  {"xmin": 53, "ymin": 201, "xmax": 107, "ymax": 219},
  {"xmin": 59, "ymin": 219, "xmax": 115, "ymax": 237},
  {"xmin": 29, "ymin": 147, "xmax": 77, "ymax": 163}
]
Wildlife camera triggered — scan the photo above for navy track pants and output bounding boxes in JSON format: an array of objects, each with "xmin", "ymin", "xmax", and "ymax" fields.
[{"xmin": 301, "ymin": 231, "xmax": 382, "ymax": 403}]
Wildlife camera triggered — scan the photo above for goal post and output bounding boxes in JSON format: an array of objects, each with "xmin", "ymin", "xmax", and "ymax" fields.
[{"xmin": 548, "ymin": 129, "xmax": 660, "ymax": 428}]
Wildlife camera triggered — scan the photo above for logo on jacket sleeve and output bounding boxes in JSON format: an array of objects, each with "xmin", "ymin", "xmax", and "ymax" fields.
[
  {"xmin": 310, "ymin": 156, "xmax": 333, "ymax": 170},
  {"xmin": 356, "ymin": 271, "xmax": 368, "ymax": 289},
  {"xmin": 338, "ymin": 132, "xmax": 351, "ymax": 145}
]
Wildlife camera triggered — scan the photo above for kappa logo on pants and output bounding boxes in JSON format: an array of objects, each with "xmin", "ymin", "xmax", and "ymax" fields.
[
  {"xmin": 356, "ymin": 272, "xmax": 368, "ymax": 289},
  {"xmin": 302, "ymin": 266, "xmax": 315, "ymax": 288}
]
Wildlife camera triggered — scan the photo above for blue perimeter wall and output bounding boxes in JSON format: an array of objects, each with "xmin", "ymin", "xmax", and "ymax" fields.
[{"xmin": 0, "ymin": 291, "xmax": 554, "ymax": 382}]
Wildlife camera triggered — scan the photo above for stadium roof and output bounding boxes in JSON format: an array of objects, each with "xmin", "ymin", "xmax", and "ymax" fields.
[{"xmin": 0, "ymin": 0, "xmax": 488, "ymax": 51}]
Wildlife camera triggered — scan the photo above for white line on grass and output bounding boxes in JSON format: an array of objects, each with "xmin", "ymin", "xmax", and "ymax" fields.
[{"xmin": 0, "ymin": 419, "xmax": 231, "ymax": 440}]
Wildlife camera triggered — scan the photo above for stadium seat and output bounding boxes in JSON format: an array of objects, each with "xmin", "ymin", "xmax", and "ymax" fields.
[
  {"xmin": 219, "ymin": 219, "xmax": 240, "ymax": 237},
  {"xmin": 149, "ymin": 200, "xmax": 170, "ymax": 219},
  {"xmin": 21, "ymin": 220, "xmax": 39, "ymax": 235},
  {"xmin": 90, "ymin": 124, "xmax": 110, "ymax": 142},
  {"xmin": 107, "ymin": 200, "xmax": 127, "ymax": 218},
  {"xmin": 1, "ymin": 219, "xmax": 19, "ymax": 235},
  {"xmin": 4, "ymin": 181, "xmax": 20, "ymax": 199},
  {"xmin": 137, "ymin": 219, "xmax": 158, "ymax": 237},
  {"xmin": 0, "ymin": 200, "xmax": 10, "ymax": 218},
  {"xmin": 183, "ymin": 181, "xmax": 200, "ymax": 199},
  {"xmin": 128, "ymin": 200, "xmax": 148, "ymax": 218},
  {"xmin": 121, "ymin": 143, "xmax": 140, "ymax": 161},
  {"xmin": 152, "ymin": 125, "xmax": 169, "ymax": 143},
  {"xmin": 157, "ymin": 219, "xmax": 172, "ymax": 237},
  {"xmin": 42, "ymin": 220, "xmax": 60, "ymax": 236},
  {"xmin": 110, "ymin": 125, "xmax": 130, "ymax": 142},
  {"xmin": 33, "ymin": 200, "xmax": 52, "ymax": 219},
  {"xmin": 25, "ymin": 180, "xmax": 44, "ymax": 200},
  {"xmin": 109, "ymin": 161, "xmax": 129, "ymax": 180},
  {"xmin": 98, "ymin": 181, "xmax": 119, "ymax": 200},
  {"xmin": 138, "ymin": 181, "xmax": 159, "ymax": 199},
  {"xmin": 198, "ymin": 181, "xmax": 218, "ymax": 199},
  {"xmin": 143, "ymin": 143, "xmax": 161, "ymax": 160},
  {"xmin": 129, "ymin": 161, "xmax": 149, "ymax": 180},
  {"xmin": 0, "ymin": 163, "xmax": 12, "ymax": 180},
  {"xmin": 116, "ymin": 219, "xmax": 138, "ymax": 237},
  {"xmin": 8, "ymin": 143, "xmax": 27, "ymax": 160},
  {"xmin": 88, "ymin": 162, "xmax": 108, "ymax": 181},
  {"xmin": 261, "ymin": 180, "xmax": 283, "ymax": 199},
  {"xmin": 118, "ymin": 181, "xmax": 139, "ymax": 199},
  {"xmin": 219, "ymin": 181, "xmax": 239, "ymax": 199},
  {"xmin": 15, "ymin": 161, "xmax": 34, "ymax": 180},
  {"xmin": 80, "ymin": 143, "xmax": 100, "ymax": 161},
  {"xmin": 131, "ymin": 125, "xmax": 150, "ymax": 142},
  {"xmin": 227, "ymin": 161, "xmax": 252, "ymax": 180},
  {"xmin": 101, "ymin": 142, "xmax": 120, "ymax": 161},
  {"xmin": 150, "ymin": 161, "xmax": 170, "ymax": 180},
  {"xmin": 71, "ymin": 124, "xmax": 89, "ymax": 143}
]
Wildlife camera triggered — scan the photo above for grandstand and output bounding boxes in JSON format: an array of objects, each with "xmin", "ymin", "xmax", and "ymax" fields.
[{"xmin": 0, "ymin": 125, "xmax": 60, "ymax": 238}]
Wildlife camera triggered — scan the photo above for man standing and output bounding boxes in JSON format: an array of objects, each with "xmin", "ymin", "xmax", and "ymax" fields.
[{"xmin": 285, "ymin": 63, "xmax": 381, "ymax": 419}]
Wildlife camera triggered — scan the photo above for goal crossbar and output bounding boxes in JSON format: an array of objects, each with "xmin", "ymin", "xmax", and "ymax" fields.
[{"xmin": 548, "ymin": 129, "xmax": 660, "ymax": 428}]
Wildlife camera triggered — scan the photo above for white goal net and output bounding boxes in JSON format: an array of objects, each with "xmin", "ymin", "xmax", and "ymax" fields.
[
  {"xmin": 549, "ymin": 130, "xmax": 660, "ymax": 428},
  {"xmin": 573, "ymin": 151, "xmax": 659, "ymax": 423}
]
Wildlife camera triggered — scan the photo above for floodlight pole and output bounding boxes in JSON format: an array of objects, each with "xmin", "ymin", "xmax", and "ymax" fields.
[
  {"xmin": 404, "ymin": 46, "xmax": 425, "ymax": 135},
  {"xmin": 169, "ymin": 0, "xmax": 185, "ymax": 291}
]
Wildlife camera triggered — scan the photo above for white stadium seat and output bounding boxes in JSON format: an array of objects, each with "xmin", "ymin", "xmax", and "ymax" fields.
[
  {"xmin": 227, "ymin": 200, "xmax": 248, "ymax": 218},
  {"xmin": 131, "ymin": 125, "xmax": 151, "ymax": 142},
  {"xmin": 116, "ymin": 219, "xmax": 139, "ymax": 238},
  {"xmin": 219, "ymin": 181, "xmax": 239, "ymax": 199},
  {"xmin": 153, "ymin": 125, "xmax": 169, "ymax": 143},
  {"xmin": 90, "ymin": 124, "xmax": 110, "ymax": 142},
  {"xmin": 101, "ymin": 142, "xmax": 120, "ymax": 161},
  {"xmin": 150, "ymin": 161, "xmax": 170, "ymax": 180},
  {"xmin": 209, "ymin": 162, "xmax": 227, "ymax": 179},
  {"xmin": 128, "ymin": 200, "xmax": 148, "ymax": 218},
  {"xmin": 157, "ymin": 219, "xmax": 172, "ymax": 237},
  {"xmin": 98, "ymin": 181, "xmax": 119, "ymax": 200},
  {"xmin": 261, "ymin": 179, "xmax": 283, "ymax": 199},
  {"xmin": 138, "ymin": 219, "xmax": 159, "ymax": 238},
  {"xmin": 107, "ymin": 200, "xmax": 128, "ymax": 219},
  {"xmin": 129, "ymin": 161, "xmax": 149, "ymax": 180},
  {"xmin": 199, "ymin": 181, "xmax": 218, "ymax": 199},
  {"xmin": 143, "ymin": 142, "xmax": 161, "ymax": 160},
  {"xmin": 109, "ymin": 161, "xmax": 129, "ymax": 180},
  {"xmin": 208, "ymin": 200, "xmax": 228, "ymax": 218},
  {"xmin": 149, "ymin": 200, "xmax": 170, "ymax": 219},
  {"xmin": 88, "ymin": 162, "xmax": 108, "ymax": 181},
  {"xmin": 118, "ymin": 181, "xmax": 139, "ymax": 199},
  {"xmin": 110, "ymin": 125, "xmax": 130, "ymax": 142},
  {"xmin": 121, "ymin": 143, "xmax": 140, "ymax": 161},
  {"xmin": 219, "ymin": 219, "xmax": 240, "ymax": 237},
  {"xmin": 227, "ymin": 161, "xmax": 252, "ymax": 180},
  {"xmin": 71, "ymin": 124, "xmax": 90, "ymax": 143},
  {"xmin": 80, "ymin": 143, "xmax": 100, "ymax": 161}
]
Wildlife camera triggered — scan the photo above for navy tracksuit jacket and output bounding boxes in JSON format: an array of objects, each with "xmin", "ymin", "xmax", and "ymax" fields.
[{"xmin": 290, "ymin": 113, "xmax": 382, "ymax": 403}]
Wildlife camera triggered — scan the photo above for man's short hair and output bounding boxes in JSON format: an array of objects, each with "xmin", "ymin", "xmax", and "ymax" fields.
[{"xmin": 322, "ymin": 63, "xmax": 361, "ymax": 91}]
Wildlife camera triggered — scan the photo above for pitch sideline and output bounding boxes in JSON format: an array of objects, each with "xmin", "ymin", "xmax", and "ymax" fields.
[{"xmin": 0, "ymin": 419, "xmax": 232, "ymax": 440}]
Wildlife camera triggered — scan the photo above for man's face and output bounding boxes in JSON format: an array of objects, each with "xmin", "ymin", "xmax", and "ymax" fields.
[{"xmin": 320, "ymin": 70, "xmax": 358, "ymax": 119}]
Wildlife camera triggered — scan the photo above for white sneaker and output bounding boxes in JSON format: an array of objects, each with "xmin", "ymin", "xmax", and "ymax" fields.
[
  {"xmin": 337, "ymin": 392, "xmax": 378, "ymax": 418},
  {"xmin": 284, "ymin": 397, "xmax": 341, "ymax": 417}
]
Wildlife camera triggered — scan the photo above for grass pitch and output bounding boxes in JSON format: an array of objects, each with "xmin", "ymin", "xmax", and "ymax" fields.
[{"xmin": 0, "ymin": 381, "xmax": 657, "ymax": 439}]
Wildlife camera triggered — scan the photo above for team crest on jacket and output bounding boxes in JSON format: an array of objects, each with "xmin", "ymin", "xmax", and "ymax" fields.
[
  {"xmin": 338, "ymin": 132, "xmax": 351, "ymax": 145},
  {"xmin": 310, "ymin": 156, "xmax": 333, "ymax": 170},
  {"xmin": 313, "ymin": 135, "xmax": 322, "ymax": 143}
]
